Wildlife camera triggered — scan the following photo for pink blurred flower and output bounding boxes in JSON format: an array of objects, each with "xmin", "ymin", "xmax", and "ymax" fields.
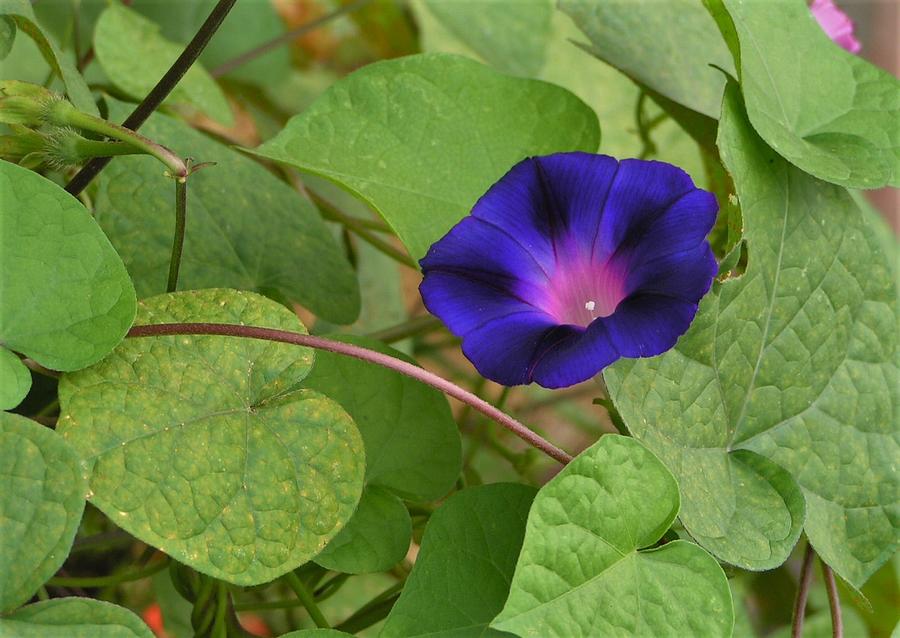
[{"xmin": 810, "ymin": 0, "xmax": 861, "ymax": 53}]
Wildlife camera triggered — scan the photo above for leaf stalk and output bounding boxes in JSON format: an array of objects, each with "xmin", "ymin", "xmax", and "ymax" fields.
[
  {"xmin": 48, "ymin": 556, "xmax": 170, "ymax": 588},
  {"xmin": 284, "ymin": 571, "xmax": 330, "ymax": 628},
  {"xmin": 167, "ymin": 178, "xmax": 188, "ymax": 292}
]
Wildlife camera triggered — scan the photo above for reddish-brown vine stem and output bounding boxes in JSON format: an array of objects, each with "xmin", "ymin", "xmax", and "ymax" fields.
[
  {"xmin": 821, "ymin": 560, "xmax": 843, "ymax": 638},
  {"xmin": 791, "ymin": 542, "xmax": 816, "ymax": 638},
  {"xmin": 127, "ymin": 322, "xmax": 574, "ymax": 465}
]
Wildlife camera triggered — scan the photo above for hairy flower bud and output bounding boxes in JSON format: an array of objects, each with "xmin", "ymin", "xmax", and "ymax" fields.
[
  {"xmin": 0, "ymin": 125, "xmax": 46, "ymax": 168},
  {"xmin": 0, "ymin": 80, "xmax": 58, "ymax": 126}
]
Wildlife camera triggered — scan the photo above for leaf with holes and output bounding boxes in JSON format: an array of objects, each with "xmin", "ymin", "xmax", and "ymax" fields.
[
  {"xmin": 381, "ymin": 483, "xmax": 536, "ymax": 637},
  {"xmin": 0, "ymin": 160, "xmax": 136, "ymax": 397},
  {"xmin": 0, "ymin": 598, "xmax": 154, "ymax": 637},
  {"xmin": 92, "ymin": 101, "xmax": 360, "ymax": 325},
  {"xmin": 605, "ymin": 84, "xmax": 898, "ymax": 586},
  {"xmin": 57, "ymin": 288, "xmax": 365, "ymax": 586},
  {"xmin": 0, "ymin": 413, "xmax": 86, "ymax": 612},
  {"xmin": 708, "ymin": 0, "xmax": 900, "ymax": 189},
  {"xmin": 93, "ymin": 3, "xmax": 231, "ymax": 125},
  {"xmin": 252, "ymin": 53, "xmax": 600, "ymax": 261},
  {"xmin": 492, "ymin": 435, "xmax": 733, "ymax": 637}
]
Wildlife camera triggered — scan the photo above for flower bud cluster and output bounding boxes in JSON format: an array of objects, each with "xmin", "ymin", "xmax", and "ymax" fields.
[{"xmin": 0, "ymin": 81, "xmax": 112, "ymax": 170}]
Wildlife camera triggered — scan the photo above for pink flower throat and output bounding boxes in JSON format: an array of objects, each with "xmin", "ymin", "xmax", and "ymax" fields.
[{"xmin": 539, "ymin": 254, "xmax": 627, "ymax": 328}]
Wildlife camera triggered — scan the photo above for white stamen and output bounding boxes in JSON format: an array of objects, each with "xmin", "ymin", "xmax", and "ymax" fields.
[{"xmin": 584, "ymin": 300, "xmax": 596, "ymax": 312}]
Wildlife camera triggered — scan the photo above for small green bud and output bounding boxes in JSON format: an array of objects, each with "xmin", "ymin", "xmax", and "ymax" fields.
[
  {"xmin": 43, "ymin": 98, "xmax": 80, "ymax": 128},
  {"xmin": 0, "ymin": 81, "xmax": 58, "ymax": 126},
  {"xmin": 43, "ymin": 127, "xmax": 85, "ymax": 168},
  {"xmin": 0, "ymin": 125, "xmax": 47, "ymax": 167},
  {"xmin": 0, "ymin": 125, "xmax": 119, "ymax": 170},
  {"xmin": 0, "ymin": 80, "xmax": 55, "ymax": 99}
]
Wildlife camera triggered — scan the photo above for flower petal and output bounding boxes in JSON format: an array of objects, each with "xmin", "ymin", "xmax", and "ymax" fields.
[
  {"xmin": 613, "ymin": 189, "xmax": 718, "ymax": 264},
  {"xmin": 472, "ymin": 153, "xmax": 620, "ymax": 260},
  {"xmin": 625, "ymin": 243, "xmax": 718, "ymax": 302},
  {"xmin": 603, "ymin": 294, "xmax": 700, "ymax": 358},
  {"xmin": 420, "ymin": 216, "xmax": 549, "ymax": 291},
  {"xmin": 810, "ymin": 0, "xmax": 861, "ymax": 53},
  {"xmin": 419, "ymin": 152, "xmax": 719, "ymax": 389},
  {"xmin": 594, "ymin": 159, "xmax": 698, "ymax": 261},
  {"xmin": 530, "ymin": 322, "xmax": 619, "ymax": 389},
  {"xmin": 419, "ymin": 271, "xmax": 543, "ymax": 337},
  {"xmin": 460, "ymin": 312, "xmax": 559, "ymax": 386}
]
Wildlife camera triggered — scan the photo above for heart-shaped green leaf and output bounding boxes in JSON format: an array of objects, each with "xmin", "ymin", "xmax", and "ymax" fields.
[
  {"xmin": 559, "ymin": 0, "xmax": 734, "ymax": 119},
  {"xmin": 0, "ymin": 413, "xmax": 86, "ymax": 612},
  {"xmin": 421, "ymin": 0, "xmax": 552, "ymax": 77},
  {"xmin": 492, "ymin": 435, "xmax": 733, "ymax": 637},
  {"xmin": 130, "ymin": 0, "xmax": 291, "ymax": 87},
  {"xmin": 381, "ymin": 483, "xmax": 536, "ymax": 637},
  {"xmin": 252, "ymin": 53, "xmax": 600, "ymax": 261},
  {"xmin": 708, "ymin": 0, "xmax": 899, "ymax": 189},
  {"xmin": 605, "ymin": 84, "xmax": 898, "ymax": 586},
  {"xmin": 0, "ymin": 160, "xmax": 136, "ymax": 400},
  {"xmin": 302, "ymin": 335, "xmax": 460, "ymax": 574},
  {"xmin": 314, "ymin": 485, "xmax": 411, "ymax": 574},
  {"xmin": 302, "ymin": 335, "xmax": 461, "ymax": 502},
  {"xmin": 411, "ymin": 0, "xmax": 706, "ymax": 178},
  {"xmin": 58, "ymin": 288, "xmax": 365, "ymax": 585},
  {"xmin": 0, "ymin": 598, "xmax": 154, "ymax": 637},
  {"xmin": 0, "ymin": 348, "xmax": 30, "ymax": 410},
  {"xmin": 92, "ymin": 100, "xmax": 360, "ymax": 325},
  {"xmin": 0, "ymin": 15, "xmax": 15, "ymax": 59},
  {"xmin": 93, "ymin": 3, "xmax": 231, "ymax": 125}
]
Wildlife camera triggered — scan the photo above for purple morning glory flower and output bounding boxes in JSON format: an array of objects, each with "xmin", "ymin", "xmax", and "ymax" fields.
[{"xmin": 419, "ymin": 153, "xmax": 718, "ymax": 389}]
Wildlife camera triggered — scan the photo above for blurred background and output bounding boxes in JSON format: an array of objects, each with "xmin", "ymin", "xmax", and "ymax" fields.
[{"xmin": 843, "ymin": 0, "xmax": 899, "ymax": 230}]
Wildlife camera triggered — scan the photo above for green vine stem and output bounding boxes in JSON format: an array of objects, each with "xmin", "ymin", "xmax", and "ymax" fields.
[
  {"xmin": 56, "ymin": 137, "xmax": 145, "ymax": 162},
  {"xmin": 167, "ymin": 178, "xmax": 188, "ymax": 292},
  {"xmin": 191, "ymin": 576, "xmax": 218, "ymax": 636},
  {"xmin": 65, "ymin": 0, "xmax": 237, "ymax": 196},
  {"xmin": 284, "ymin": 571, "xmax": 330, "ymax": 628},
  {"xmin": 233, "ymin": 598, "xmax": 307, "ymax": 613},
  {"xmin": 310, "ymin": 190, "xmax": 418, "ymax": 269},
  {"xmin": 127, "ymin": 322, "xmax": 574, "ymax": 465},
  {"xmin": 314, "ymin": 572, "xmax": 351, "ymax": 602},
  {"xmin": 212, "ymin": 582, "xmax": 228, "ymax": 638},
  {"xmin": 334, "ymin": 581, "xmax": 404, "ymax": 634},
  {"xmin": 47, "ymin": 556, "xmax": 170, "ymax": 588}
]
